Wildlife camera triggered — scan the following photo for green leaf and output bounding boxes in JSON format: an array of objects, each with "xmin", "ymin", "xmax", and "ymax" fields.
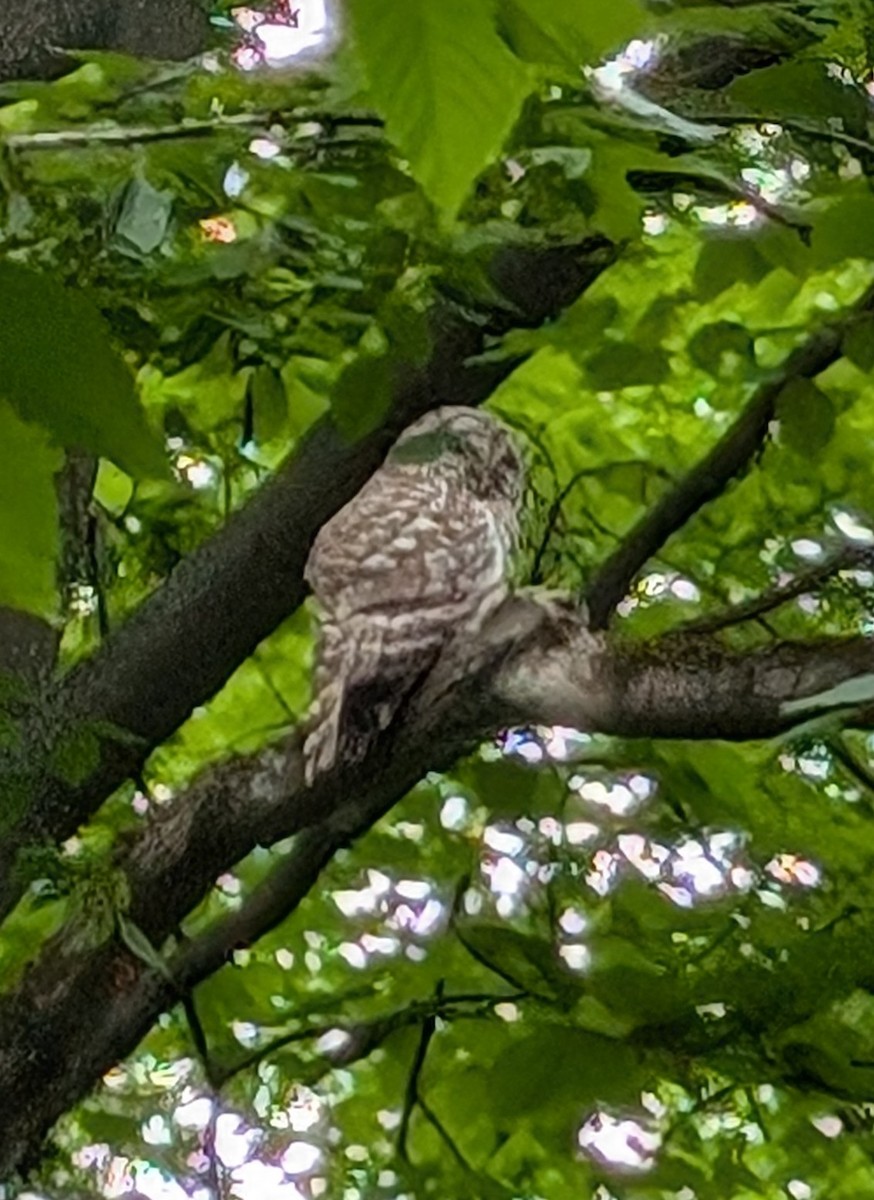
[
  {"xmin": 843, "ymin": 315, "xmax": 874, "ymax": 373},
  {"xmin": 331, "ymin": 350, "xmax": 394, "ymax": 442},
  {"xmin": 497, "ymin": 0, "xmax": 650, "ymax": 66},
  {"xmin": 729, "ymin": 62, "xmax": 869, "ymax": 137},
  {"xmin": 689, "ymin": 321, "xmax": 754, "ymax": 376},
  {"xmin": 0, "ymin": 263, "xmax": 168, "ymax": 479},
  {"xmin": 586, "ymin": 342, "xmax": 669, "ymax": 389},
  {"xmin": 776, "ymin": 378, "xmax": 835, "ymax": 457},
  {"xmin": 0, "ymin": 399, "xmax": 61, "ymax": 617},
  {"xmin": 694, "ymin": 236, "xmax": 771, "ymax": 301},
  {"xmin": 812, "ymin": 193, "xmax": 874, "ymax": 265},
  {"xmin": 112, "ymin": 177, "xmax": 173, "ymax": 257},
  {"xmin": 346, "ymin": 0, "xmax": 532, "ymax": 218},
  {"xmin": 250, "ymin": 365, "xmax": 289, "ymax": 444},
  {"xmin": 489, "ymin": 1027, "xmax": 642, "ymax": 1116}
]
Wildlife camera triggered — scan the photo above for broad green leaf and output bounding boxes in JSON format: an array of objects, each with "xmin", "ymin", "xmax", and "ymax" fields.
[
  {"xmin": 689, "ymin": 321, "xmax": 754, "ymax": 376},
  {"xmin": 0, "ymin": 263, "xmax": 167, "ymax": 479},
  {"xmin": 112, "ymin": 177, "xmax": 173, "ymax": 257},
  {"xmin": 586, "ymin": 342, "xmax": 670, "ymax": 389},
  {"xmin": 331, "ymin": 350, "xmax": 394, "ymax": 442},
  {"xmin": 729, "ymin": 62, "xmax": 869, "ymax": 136},
  {"xmin": 498, "ymin": 0, "xmax": 650, "ymax": 67},
  {"xmin": 346, "ymin": 0, "xmax": 532, "ymax": 218},
  {"xmin": 694, "ymin": 236, "xmax": 771, "ymax": 300},
  {"xmin": 776, "ymin": 378, "xmax": 835, "ymax": 457},
  {"xmin": 249, "ymin": 364, "xmax": 288, "ymax": 444},
  {"xmin": 0, "ymin": 399, "xmax": 61, "ymax": 617},
  {"xmin": 812, "ymin": 193, "xmax": 874, "ymax": 265},
  {"xmin": 843, "ymin": 315, "xmax": 874, "ymax": 372}
]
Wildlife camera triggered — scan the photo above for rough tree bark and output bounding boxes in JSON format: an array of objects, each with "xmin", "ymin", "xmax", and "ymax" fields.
[{"xmin": 0, "ymin": 0, "xmax": 208, "ymax": 83}]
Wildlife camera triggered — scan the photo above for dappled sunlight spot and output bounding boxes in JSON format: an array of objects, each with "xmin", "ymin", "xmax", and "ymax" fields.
[
  {"xmin": 230, "ymin": 0, "xmax": 330, "ymax": 70},
  {"xmin": 283, "ymin": 1086, "xmax": 324, "ymax": 1133},
  {"xmin": 566, "ymin": 820, "xmax": 600, "ymax": 845},
  {"xmin": 788, "ymin": 1182, "xmax": 813, "ymax": 1200},
  {"xmin": 249, "ymin": 136, "xmax": 283, "ymax": 160},
  {"xmin": 766, "ymin": 853, "xmax": 820, "ymax": 888},
  {"xmin": 569, "ymin": 773, "xmax": 650, "ymax": 816},
  {"xmin": 632, "ymin": 570, "xmax": 703, "ymax": 609},
  {"xmin": 174, "ymin": 452, "xmax": 218, "ymax": 490},
  {"xmin": 499, "ymin": 724, "xmax": 591, "ymax": 764},
  {"xmin": 230, "ymin": 1160, "xmax": 304, "ymax": 1199},
  {"xmin": 232, "ymin": 1020, "xmax": 261, "ymax": 1048},
  {"xmin": 483, "ymin": 825, "xmax": 525, "ymax": 856},
  {"xmin": 175, "ymin": 1095, "xmax": 213, "ymax": 1129},
  {"xmin": 216, "ymin": 1113, "xmax": 261, "ymax": 1169},
  {"xmin": 280, "ymin": 1141, "xmax": 321, "ymax": 1175},
  {"xmin": 618, "ymin": 832, "xmax": 668, "ymax": 881},
  {"xmin": 643, "ymin": 211, "xmax": 669, "ymax": 236},
  {"xmin": 315, "ymin": 1028, "xmax": 351, "ymax": 1056},
  {"xmin": 494, "ymin": 1001, "xmax": 521, "ymax": 1023},
  {"xmin": 590, "ymin": 38, "xmax": 662, "ymax": 96},
  {"xmin": 393, "ymin": 819, "xmax": 425, "ymax": 841},
  {"xmin": 832, "ymin": 508, "xmax": 874, "ymax": 543},
  {"xmin": 338, "ymin": 941, "xmax": 367, "ymax": 969},
  {"xmin": 578, "ymin": 1111, "xmax": 661, "ymax": 1172},
  {"xmin": 586, "ymin": 828, "xmax": 759, "ymax": 907},
  {"xmin": 439, "ymin": 793, "xmax": 468, "ymax": 830},
  {"xmin": 791, "ymin": 537, "xmax": 824, "ymax": 561},
  {"xmin": 482, "ymin": 855, "xmax": 529, "ymax": 911},
  {"xmin": 811, "ymin": 1113, "xmax": 844, "ymax": 1138},
  {"xmin": 587, "ymin": 848, "xmax": 620, "ymax": 896},
  {"xmin": 696, "ymin": 1001, "xmax": 727, "ymax": 1021},
  {"xmin": 199, "ymin": 216, "xmax": 237, "ymax": 243},
  {"xmin": 223, "ymin": 162, "xmax": 250, "ymax": 199},
  {"xmin": 142, "ymin": 1114, "xmax": 172, "ymax": 1146},
  {"xmin": 558, "ymin": 906, "xmax": 587, "ymax": 935},
  {"xmin": 543, "ymin": 725, "xmax": 592, "ymax": 760},
  {"xmin": 68, "ymin": 581, "xmax": 98, "ymax": 617},
  {"xmin": 693, "ymin": 201, "xmax": 759, "ymax": 228},
  {"xmin": 558, "ymin": 943, "xmax": 591, "ymax": 972}
]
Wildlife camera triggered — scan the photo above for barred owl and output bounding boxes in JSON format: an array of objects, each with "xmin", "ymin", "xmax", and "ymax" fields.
[{"xmin": 303, "ymin": 405, "xmax": 525, "ymax": 783}]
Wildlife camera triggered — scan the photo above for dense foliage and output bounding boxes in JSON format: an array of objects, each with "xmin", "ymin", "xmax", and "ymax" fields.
[{"xmin": 6, "ymin": 1, "xmax": 874, "ymax": 1198}]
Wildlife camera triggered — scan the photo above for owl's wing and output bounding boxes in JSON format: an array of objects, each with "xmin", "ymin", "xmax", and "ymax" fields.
[
  {"xmin": 303, "ymin": 471, "xmax": 511, "ymax": 783},
  {"xmin": 306, "ymin": 474, "xmax": 504, "ymax": 619}
]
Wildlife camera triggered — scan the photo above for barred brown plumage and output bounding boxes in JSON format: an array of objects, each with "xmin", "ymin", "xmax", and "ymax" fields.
[{"xmin": 302, "ymin": 405, "xmax": 525, "ymax": 783}]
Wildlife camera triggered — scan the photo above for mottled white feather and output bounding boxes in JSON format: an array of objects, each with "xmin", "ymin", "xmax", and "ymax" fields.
[{"xmin": 303, "ymin": 406, "xmax": 524, "ymax": 783}]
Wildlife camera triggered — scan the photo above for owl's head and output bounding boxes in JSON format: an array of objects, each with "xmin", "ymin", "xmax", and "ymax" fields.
[{"xmin": 388, "ymin": 406, "xmax": 524, "ymax": 505}]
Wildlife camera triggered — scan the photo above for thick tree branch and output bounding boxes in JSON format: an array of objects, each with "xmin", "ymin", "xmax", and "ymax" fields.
[
  {"xmin": 584, "ymin": 284, "xmax": 874, "ymax": 628},
  {"xmin": 3, "ymin": 596, "xmax": 874, "ymax": 1174},
  {"xmin": 0, "ymin": 237, "xmax": 615, "ymax": 923}
]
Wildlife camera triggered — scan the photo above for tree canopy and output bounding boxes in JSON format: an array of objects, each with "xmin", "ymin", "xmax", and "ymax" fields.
[{"xmin": 4, "ymin": 1, "xmax": 874, "ymax": 1198}]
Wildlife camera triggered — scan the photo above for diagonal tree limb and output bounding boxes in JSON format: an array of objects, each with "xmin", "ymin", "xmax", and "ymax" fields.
[
  {"xmin": 4, "ymin": 596, "xmax": 874, "ymax": 1174},
  {"xmin": 0, "ymin": 236, "xmax": 616, "ymax": 924},
  {"xmin": 584, "ymin": 283, "xmax": 874, "ymax": 629}
]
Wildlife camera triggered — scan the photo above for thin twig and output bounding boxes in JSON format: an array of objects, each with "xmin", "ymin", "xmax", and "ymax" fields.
[
  {"xmin": 680, "ymin": 545, "xmax": 874, "ymax": 635},
  {"xmin": 3, "ymin": 109, "xmax": 382, "ymax": 151},
  {"xmin": 398, "ymin": 982, "xmax": 443, "ymax": 1164}
]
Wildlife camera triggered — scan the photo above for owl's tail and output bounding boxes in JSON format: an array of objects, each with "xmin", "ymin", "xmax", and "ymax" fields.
[{"xmin": 302, "ymin": 616, "xmax": 442, "ymax": 785}]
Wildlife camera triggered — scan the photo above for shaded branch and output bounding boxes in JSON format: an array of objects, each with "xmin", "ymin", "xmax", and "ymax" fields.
[{"xmin": 584, "ymin": 284, "xmax": 874, "ymax": 628}]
